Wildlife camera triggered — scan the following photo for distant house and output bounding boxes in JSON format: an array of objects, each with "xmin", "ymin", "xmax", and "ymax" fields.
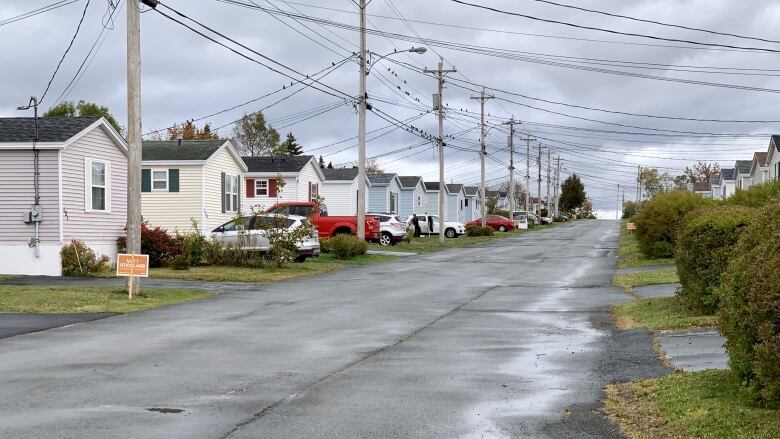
[
  {"xmin": 446, "ymin": 184, "xmax": 466, "ymax": 222},
  {"xmin": 709, "ymin": 174, "xmax": 723, "ymax": 200},
  {"xmin": 720, "ymin": 168, "xmax": 736, "ymax": 199},
  {"xmin": 766, "ymin": 135, "xmax": 780, "ymax": 181},
  {"xmin": 367, "ymin": 173, "xmax": 402, "ymax": 214},
  {"xmin": 693, "ymin": 181, "xmax": 711, "ymax": 197},
  {"xmin": 463, "ymin": 186, "xmax": 482, "ymax": 222},
  {"xmin": 749, "ymin": 151, "xmax": 769, "ymax": 186},
  {"xmin": 0, "ymin": 116, "xmax": 127, "ymax": 275},
  {"xmin": 242, "ymin": 155, "xmax": 324, "ymax": 214},
  {"xmin": 141, "ymin": 139, "xmax": 247, "ymax": 235},
  {"xmin": 320, "ymin": 167, "xmax": 369, "ymax": 216},
  {"xmin": 424, "ymin": 182, "xmax": 450, "ymax": 218},
  {"xmin": 397, "ymin": 176, "xmax": 427, "ymax": 218},
  {"xmin": 734, "ymin": 160, "xmax": 753, "ymax": 191}
]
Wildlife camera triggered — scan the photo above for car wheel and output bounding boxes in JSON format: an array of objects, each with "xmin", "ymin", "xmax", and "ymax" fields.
[
  {"xmin": 445, "ymin": 228, "xmax": 456, "ymax": 238},
  {"xmin": 295, "ymin": 255, "xmax": 307, "ymax": 263},
  {"xmin": 498, "ymin": 225, "xmax": 506, "ymax": 232},
  {"xmin": 379, "ymin": 232, "xmax": 392, "ymax": 246}
]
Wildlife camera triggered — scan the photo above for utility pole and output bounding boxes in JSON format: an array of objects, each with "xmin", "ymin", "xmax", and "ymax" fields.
[
  {"xmin": 545, "ymin": 148, "xmax": 551, "ymax": 217},
  {"xmin": 424, "ymin": 59, "xmax": 456, "ymax": 243},
  {"xmin": 616, "ymin": 184, "xmax": 620, "ymax": 221},
  {"xmin": 356, "ymin": 0, "xmax": 368, "ymax": 239},
  {"xmin": 537, "ymin": 143, "xmax": 543, "ymax": 217},
  {"xmin": 554, "ymin": 156, "xmax": 561, "ymax": 216},
  {"xmin": 126, "ymin": 0, "xmax": 142, "ymax": 298},
  {"xmin": 470, "ymin": 89, "xmax": 493, "ymax": 228},
  {"xmin": 503, "ymin": 118, "xmax": 520, "ymax": 213},
  {"xmin": 520, "ymin": 134, "xmax": 535, "ymax": 212},
  {"xmin": 636, "ymin": 165, "xmax": 641, "ymax": 204}
]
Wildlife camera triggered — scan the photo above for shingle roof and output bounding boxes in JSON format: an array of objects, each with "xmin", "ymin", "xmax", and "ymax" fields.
[
  {"xmin": 464, "ymin": 186, "xmax": 479, "ymax": 196},
  {"xmin": 322, "ymin": 167, "xmax": 358, "ymax": 181},
  {"xmin": 721, "ymin": 168, "xmax": 735, "ymax": 181},
  {"xmin": 0, "ymin": 117, "xmax": 100, "ymax": 143},
  {"xmin": 398, "ymin": 176, "xmax": 421, "ymax": 188},
  {"xmin": 143, "ymin": 140, "xmax": 227, "ymax": 161},
  {"xmin": 367, "ymin": 173, "xmax": 397, "ymax": 186},
  {"xmin": 446, "ymin": 183, "xmax": 463, "ymax": 193},
  {"xmin": 735, "ymin": 160, "xmax": 752, "ymax": 174},
  {"xmin": 772, "ymin": 135, "xmax": 780, "ymax": 152},
  {"xmin": 424, "ymin": 182, "xmax": 440, "ymax": 191},
  {"xmin": 693, "ymin": 182, "xmax": 710, "ymax": 192},
  {"xmin": 754, "ymin": 151, "xmax": 769, "ymax": 167},
  {"xmin": 242, "ymin": 155, "xmax": 314, "ymax": 173},
  {"xmin": 710, "ymin": 174, "xmax": 722, "ymax": 185}
]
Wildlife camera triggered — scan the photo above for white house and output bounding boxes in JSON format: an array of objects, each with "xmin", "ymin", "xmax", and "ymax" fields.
[
  {"xmin": 693, "ymin": 181, "xmax": 711, "ymax": 197},
  {"xmin": 463, "ymin": 186, "xmax": 482, "ymax": 222},
  {"xmin": 749, "ymin": 151, "xmax": 769, "ymax": 187},
  {"xmin": 424, "ymin": 182, "xmax": 450, "ymax": 218},
  {"xmin": 320, "ymin": 167, "xmax": 369, "ymax": 216},
  {"xmin": 734, "ymin": 160, "xmax": 753, "ymax": 191},
  {"xmin": 766, "ymin": 135, "xmax": 780, "ymax": 181},
  {"xmin": 709, "ymin": 174, "xmax": 723, "ymax": 200},
  {"xmin": 446, "ymin": 184, "xmax": 467, "ymax": 223},
  {"xmin": 398, "ymin": 176, "xmax": 427, "ymax": 218},
  {"xmin": 720, "ymin": 168, "xmax": 736, "ymax": 199},
  {"xmin": 141, "ymin": 139, "xmax": 247, "ymax": 235},
  {"xmin": 367, "ymin": 173, "xmax": 403, "ymax": 214},
  {"xmin": 0, "ymin": 116, "xmax": 127, "ymax": 276},
  {"xmin": 242, "ymin": 155, "xmax": 324, "ymax": 214}
]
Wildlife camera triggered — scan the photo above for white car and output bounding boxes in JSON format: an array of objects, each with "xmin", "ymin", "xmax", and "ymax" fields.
[
  {"xmin": 367, "ymin": 212, "xmax": 408, "ymax": 246},
  {"xmin": 512, "ymin": 211, "xmax": 528, "ymax": 230},
  {"xmin": 211, "ymin": 214, "xmax": 320, "ymax": 261},
  {"xmin": 404, "ymin": 214, "xmax": 466, "ymax": 238}
]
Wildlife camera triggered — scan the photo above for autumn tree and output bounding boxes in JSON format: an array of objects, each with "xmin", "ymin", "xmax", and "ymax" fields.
[
  {"xmin": 560, "ymin": 174, "xmax": 586, "ymax": 212},
  {"xmin": 44, "ymin": 100, "xmax": 122, "ymax": 133},
  {"xmin": 164, "ymin": 120, "xmax": 219, "ymax": 140},
  {"xmin": 366, "ymin": 157, "xmax": 384, "ymax": 174},
  {"xmin": 276, "ymin": 132, "xmax": 303, "ymax": 156},
  {"xmin": 684, "ymin": 161, "xmax": 721, "ymax": 183},
  {"xmin": 233, "ymin": 112, "xmax": 280, "ymax": 156}
]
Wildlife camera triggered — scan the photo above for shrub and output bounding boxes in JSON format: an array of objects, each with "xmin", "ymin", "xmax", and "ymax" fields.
[
  {"xmin": 465, "ymin": 224, "xmax": 494, "ymax": 236},
  {"xmin": 60, "ymin": 240, "xmax": 110, "ymax": 277},
  {"xmin": 324, "ymin": 234, "xmax": 367, "ymax": 260},
  {"xmin": 490, "ymin": 209, "xmax": 511, "ymax": 219},
  {"xmin": 717, "ymin": 195, "xmax": 780, "ymax": 401},
  {"xmin": 724, "ymin": 179, "xmax": 780, "ymax": 208},
  {"xmin": 117, "ymin": 221, "xmax": 183, "ymax": 267},
  {"xmin": 634, "ymin": 190, "xmax": 716, "ymax": 258},
  {"xmin": 674, "ymin": 206, "xmax": 754, "ymax": 314},
  {"xmin": 540, "ymin": 208, "xmax": 549, "ymax": 217},
  {"xmin": 170, "ymin": 254, "xmax": 191, "ymax": 271}
]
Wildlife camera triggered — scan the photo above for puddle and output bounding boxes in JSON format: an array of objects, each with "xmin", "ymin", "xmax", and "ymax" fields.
[{"xmin": 146, "ymin": 407, "xmax": 184, "ymax": 414}]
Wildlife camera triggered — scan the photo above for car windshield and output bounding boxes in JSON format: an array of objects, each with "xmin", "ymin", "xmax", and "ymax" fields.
[
  {"xmin": 216, "ymin": 217, "xmax": 251, "ymax": 232},
  {"xmin": 252, "ymin": 216, "xmax": 295, "ymax": 229}
]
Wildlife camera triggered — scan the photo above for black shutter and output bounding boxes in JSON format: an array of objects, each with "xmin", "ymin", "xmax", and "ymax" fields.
[
  {"xmin": 221, "ymin": 172, "xmax": 226, "ymax": 213},
  {"xmin": 141, "ymin": 169, "xmax": 151, "ymax": 192},
  {"xmin": 168, "ymin": 169, "xmax": 179, "ymax": 192}
]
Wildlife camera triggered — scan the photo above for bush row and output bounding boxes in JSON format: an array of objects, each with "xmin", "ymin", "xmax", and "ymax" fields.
[
  {"xmin": 320, "ymin": 234, "xmax": 367, "ymax": 260},
  {"xmin": 465, "ymin": 224, "xmax": 495, "ymax": 237}
]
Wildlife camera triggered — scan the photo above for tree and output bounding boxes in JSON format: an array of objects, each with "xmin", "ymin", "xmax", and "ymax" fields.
[
  {"xmin": 560, "ymin": 174, "xmax": 586, "ymax": 212},
  {"xmin": 318, "ymin": 155, "xmax": 326, "ymax": 169},
  {"xmin": 684, "ymin": 161, "xmax": 721, "ymax": 183},
  {"xmin": 233, "ymin": 112, "xmax": 280, "ymax": 156},
  {"xmin": 639, "ymin": 167, "xmax": 664, "ymax": 199},
  {"xmin": 276, "ymin": 132, "xmax": 303, "ymax": 156},
  {"xmin": 673, "ymin": 175, "xmax": 689, "ymax": 190},
  {"xmin": 44, "ymin": 100, "xmax": 122, "ymax": 133},
  {"xmin": 486, "ymin": 192, "xmax": 498, "ymax": 214},
  {"xmin": 366, "ymin": 157, "xmax": 384, "ymax": 174},
  {"xmin": 327, "ymin": 161, "xmax": 334, "ymax": 169},
  {"xmin": 164, "ymin": 120, "xmax": 219, "ymax": 140},
  {"xmin": 622, "ymin": 200, "xmax": 638, "ymax": 219}
]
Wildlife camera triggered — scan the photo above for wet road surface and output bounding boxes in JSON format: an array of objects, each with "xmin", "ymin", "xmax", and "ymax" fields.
[{"xmin": 0, "ymin": 220, "xmax": 669, "ymax": 438}]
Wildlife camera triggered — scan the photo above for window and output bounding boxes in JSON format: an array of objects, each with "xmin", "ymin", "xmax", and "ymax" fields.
[
  {"xmin": 91, "ymin": 161, "xmax": 107, "ymax": 211},
  {"xmin": 310, "ymin": 183, "xmax": 319, "ymax": 201},
  {"xmin": 417, "ymin": 195, "xmax": 421, "ymax": 206},
  {"xmin": 389, "ymin": 192, "xmax": 397, "ymax": 213},
  {"xmin": 152, "ymin": 169, "xmax": 168, "ymax": 191},
  {"xmin": 255, "ymin": 179, "xmax": 268, "ymax": 196},
  {"xmin": 86, "ymin": 159, "xmax": 110, "ymax": 213},
  {"xmin": 224, "ymin": 174, "xmax": 239, "ymax": 212},
  {"xmin": 465, "ymin": 198, "xmax": 469, "ymax": 207}
]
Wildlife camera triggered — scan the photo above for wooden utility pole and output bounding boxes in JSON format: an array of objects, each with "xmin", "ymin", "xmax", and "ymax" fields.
[
  {"xmin": 520, "ymin": 135, "xmax": 535, "ymax": 212},
  {"xmin": 546, "ymin": 148, "xmax": 551, "ymax": 217},
  {"xmin": 356, "ymin": 0, "xmax": 367, "ymax": 239},
  {"xmin": 424, "ymin": 59, "xmax": 456, "ymax": 243},
  {"xmin": 470, "ymin": 89, "xmax": 493, "ymax": 228},
  {"xmin": 126, "ymin": 0, "xmax": 142, "ymax": 297},
  {"xmin": 554, "ymin": 156, "xmax": 561, "ymax": 216},
  {"xmin": 503, "ymin": 118, "xmax": 520, "ymax": 213},
  {"xmin": 636, "ymin": 165, "xmax": 641, "ymax": 204},
  {"xmin": 537, "ymin": 143, "xmax": 543, "ymax": 217}
]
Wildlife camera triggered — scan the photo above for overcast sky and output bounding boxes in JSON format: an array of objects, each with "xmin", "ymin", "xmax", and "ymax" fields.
[{"xmin": 3, "ymin": 0, "xmax": 780, "ymax": 217}]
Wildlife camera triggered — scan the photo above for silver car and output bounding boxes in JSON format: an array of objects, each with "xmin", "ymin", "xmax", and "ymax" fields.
[
  {"xmin": 367, "ymin": 212, "xmax": 408, "ymax": 246},
  {"xmin": 211, "ymin": 214, "xmax": 320, "ymax": 261}
]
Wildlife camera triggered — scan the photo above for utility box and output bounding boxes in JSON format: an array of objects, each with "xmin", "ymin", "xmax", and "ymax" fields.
[
  {"xmin": 432, "ymin": 93, "xmax": 441, "ymax": 111},
  {"xmin": 23, "ymin": 205, "xmax": 43, "ymax": 223}
]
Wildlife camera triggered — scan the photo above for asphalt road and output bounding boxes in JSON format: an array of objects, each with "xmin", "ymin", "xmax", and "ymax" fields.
[{"xmin": 0, "ymin": 220, "xmax": 669, "ymax": 438}]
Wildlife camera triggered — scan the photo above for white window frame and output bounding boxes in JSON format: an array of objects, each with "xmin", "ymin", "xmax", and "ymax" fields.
[
  {"xmin": 416, "ymin": 195, "xmax": 421, "ymax": 206},
  {"xmin": 225, "ymin": 174, "xmax": 239, "ymax": 213},
  {"xmin": 255, "ymin": 178, "xmax": 269, "ymax": 196},
  {"xmin": 84, "ymin": 158, "xmax": 111, "ymax": 213},
  {"xmin": 151, "ymin": 169, "xmax": 169, "ymax": 192}
]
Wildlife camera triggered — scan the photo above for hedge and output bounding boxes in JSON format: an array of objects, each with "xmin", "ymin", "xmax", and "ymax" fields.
[
  {"xmin": 724, "ymin": 179, "xmax": 780, "ymax": 208},
  {"xmin": 634, "ymin": 190, "xmax": 715, "ymax": 258},
  {"xmin": 674, "ymin": 206, "xmax": 754, "ymax": 314},
  {"xmin": 717, "ymin": 195, "xmax": 780, "ymax": 401}
]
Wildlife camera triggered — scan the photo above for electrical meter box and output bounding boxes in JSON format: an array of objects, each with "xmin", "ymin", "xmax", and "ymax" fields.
[{"xmin": 23, "ymin": 205, "xmax": 43, "ymax": 223}]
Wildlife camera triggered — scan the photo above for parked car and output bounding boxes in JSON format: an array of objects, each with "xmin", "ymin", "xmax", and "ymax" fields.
[
  {"xmin": 404, "ymin": 214, "xmax": 466, "ymax": 238},
  {"xmin": 211, "ymin": 214, "xmax": 320, "ymax": 261},
  {"xmin": 367, "ymin": 212, "xmax": 408, "ymax": 246},
  {"xmin": 265, "ymin": 201, "xmax": 380, "ymax": 241},
  {"xmin": 467, "ymin": 215, "xmax": 514, "ymax": 232},
  {"xmin": 512, "ymin": 211, "xmax": 528, "ymax": 230}
]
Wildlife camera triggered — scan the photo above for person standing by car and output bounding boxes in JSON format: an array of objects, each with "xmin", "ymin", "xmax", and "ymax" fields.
[
  {"xmin": 411, "ymin": 213, "xmax": 421, "ymax": 238},
  {"xmin": 427, "ymin": 214, "xmax": 434, "ymax": 236}
]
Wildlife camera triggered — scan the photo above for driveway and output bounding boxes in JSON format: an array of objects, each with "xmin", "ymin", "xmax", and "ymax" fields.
[{"xmin": 0, "ymin": 220, "xmax": 668, "ymax": 438}]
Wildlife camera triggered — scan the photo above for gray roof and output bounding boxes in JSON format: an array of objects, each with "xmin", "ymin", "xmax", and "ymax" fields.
[
  {"xmin": 322, "ymin": 167, "xmax": 358, "ymax": 181},
  {"xmin": 710, "ymin": 174, "xmax": 722, "ymax": 185},
  {"xmin": 721, "ymin": 168, "xmax": 735, "ymax": 181},
  {"xmin": 424, "ymin": 182, "xmax": 440, "ymax": 191},
  {"xmin": 772, "ymin": 135, "xmax": 780, "ymax": 152},
  {"xmin": 243, "ymin": 155, "xmax": 313, "ymax": 173},
  {"xmin": 0, "ymin": 117, "xmax": 100, "ymax": 143},
  {"xmin": 693, "ymin": 181, "xmax": 710, "ymax": 192},
  {"xmin": 366, "ymin": 173, "xmax": 397, "ymax": 186},
  {"xmin": 143, "ymin": 140, "xmax": 226, "ymax": 161},
  {"xmin": 464, "ymin": 186, "xmax": 479, "ymax": 196},
  {"xmin": 446, "ymin": 184, "xmax": 463, "ymax": 194},
  {"xmin": 735, "ymin": 160, "xmax": 752, "ymax": 174},
  {"xmin": 398, "ymin": 176, "xmax": 421, "ymax": 188}
]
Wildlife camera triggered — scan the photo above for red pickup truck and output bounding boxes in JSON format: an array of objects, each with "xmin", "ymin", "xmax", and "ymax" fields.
[{"xmin": 265, "ymin": 201, "xmax": 380, "ymax": 241}]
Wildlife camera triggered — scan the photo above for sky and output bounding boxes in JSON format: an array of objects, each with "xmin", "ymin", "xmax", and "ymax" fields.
[{"xmin": 3, "ymin": 0, "xmax": 780, "ymax": 218}]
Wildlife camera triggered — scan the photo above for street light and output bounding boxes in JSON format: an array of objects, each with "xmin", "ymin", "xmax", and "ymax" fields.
[{"xmin": 356, "ymin": 42, "xmax": 427, "ymax": 239}]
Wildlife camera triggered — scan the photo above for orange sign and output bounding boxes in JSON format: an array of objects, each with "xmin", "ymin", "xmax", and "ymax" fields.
[
  {"xmin": 627, "ymin": 223, "xmax": 637, "ymax": 230},
  {"xmin": 116, "ymin": 254, "xmax": 149, "ymax": 277}
]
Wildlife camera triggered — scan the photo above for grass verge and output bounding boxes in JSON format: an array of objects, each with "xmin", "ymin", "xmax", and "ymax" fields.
[
  {"xmin": 150, "ymin": 253, "xmax": 397, "ymax": 283},
  {"xmin": 614, "ymin": 268, "xmax": 679, "ymax": 292},
  {"xmin": 0, "ymin": 275, "xmax": 16, "ymax": 282},
  {"xmin": 369, "ymin": 229, "xmax": 524, "ymax": 254},
  {"xmin": 613, "ymin": 297, "xmax": 718, "ymax": 331},
  {"xmin": 618, "ymin": 220, "xmax": 674, "ymax": 268},
  {"xmin": 604, "ymin": 370, "xmax": 780, "ymax": 439},
  {"xmin": 0, "ymin": 286, "xmax": 212, "ymax": 313}
]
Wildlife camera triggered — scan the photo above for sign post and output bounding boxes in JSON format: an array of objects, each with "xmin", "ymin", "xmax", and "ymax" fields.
[
  {"xmin": 116, "ymin": 254, "xmax": 149, "ymax": 299},
  {"xmin": 626, "ymin": 222, "xmax": 637, "ymax": 234}
]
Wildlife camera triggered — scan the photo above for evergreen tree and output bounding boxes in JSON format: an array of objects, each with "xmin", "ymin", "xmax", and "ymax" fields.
[
  {"xmin": 276, "ymin": 132, "xmax": 303, "ymax": 156},
  {"xmin": 327, "ymin": 161, "xmax": 334, "ymax": 169},
  {"xmin": 319, "ymin": 155, "xmax": 326, "ymax": 169},
  {"xmin": 560, "ymin": 174, "xmax": 586, "ymax": 212}
]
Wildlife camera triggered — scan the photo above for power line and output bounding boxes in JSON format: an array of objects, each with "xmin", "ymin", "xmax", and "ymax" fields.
[
  {"xmin": 39, "ymin": 0, "xmax": 92, "ymax": 104},
  {"xmin": 0, "ymin": 0, "xmax": 80, "ymax": 28}
]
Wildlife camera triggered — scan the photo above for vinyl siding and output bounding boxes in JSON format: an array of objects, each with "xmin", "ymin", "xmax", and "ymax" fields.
[
  {"xmin": 447, "ymin": 191, "xmax": 465, "ymax": 222},
  {"xmin": 321, "ymin": 181, "xmax": 353, "ymax": 215},
  {"xmin": 768, "ymin": 150, "xmax": 780, "ymax": 181},
  {"xmin": 61, "ymin": 126, "xmax": 127, "ymax": 244},
  {"xmin": 751, "ymin": 166, "xmax": 768, "ymax": 186},
  {"xmin": 141, "ymin": 165, "xmax": 201, "ymax": 234},
  {"xmin": 242, "ymin": 175, "xmax": 297, "ymax": 214},
  {"xmin": 0, "ymin": 149, "xmax": 59, "ymax": 245},
  {"xmin": 296, "ymin": 161, "xmax": 323, "ymax": 202},
  {"xmin": 367, "ymin": 185, "xmax": 387, "ymax": 213},
  {"xmin": 426, "ymin": 191, "xmax": 440, "ymax": 216},
  {"xmin": 204, "ymin": 147, "xmax": 245, "ymax": 232},
  {"xmin": 399, "ymin": 190, "xmax": 413, "ymax": 218}
]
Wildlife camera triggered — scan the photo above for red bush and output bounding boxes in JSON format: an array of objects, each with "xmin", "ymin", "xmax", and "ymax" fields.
[{"xmin": 117, "ymin": 221, "xmax": 183, "ymax": 267}]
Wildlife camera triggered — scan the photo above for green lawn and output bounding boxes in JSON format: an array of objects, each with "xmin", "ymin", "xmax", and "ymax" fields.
[
  {"xmin": 605, "ymin": 370, "xmax": 780, "ymax": 439},
  {"xmin": 369, "ymin": 229, "xmax": 523, "ymax": 254},
  {"xmin": 614, "ymin": 268, "xmax": 679, "ymax": 292},
  {"xmin": 0, "ymin": 285, "xmax": 212, "ymax": 313},
  {"xmin": 0, "ymin": 275, "xmax": 16, "ymax": 282},
  {"xmin": 618, "ymin": 220, "xmax": 674, "ymax": 268},
  {"xmin": 613, "ymin": 297, "xmax": 718, "ymax": 331},
  {"xmin": 150, "ymin": 253, "xmax": 397, "ymax": 283}
]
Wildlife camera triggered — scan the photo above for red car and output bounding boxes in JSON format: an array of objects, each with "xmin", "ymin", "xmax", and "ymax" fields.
[{"xmin": 467, "ymin": 215, "xmax": 515, "ymax": 232}]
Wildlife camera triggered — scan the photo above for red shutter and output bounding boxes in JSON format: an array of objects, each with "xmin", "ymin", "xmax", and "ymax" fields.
[
  {"xmin": 308, "ymin": 181, "xmax": 312, "ymax": 201},
  {"xmin": 269, "ymin": 178, "xmax": 278, "ymax": 197},
  {"xmin": 246, "ymin": 179, "xmax": 255, "ymax": 198}
]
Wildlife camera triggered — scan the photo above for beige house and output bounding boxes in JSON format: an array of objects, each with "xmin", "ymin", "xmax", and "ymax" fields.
[{"xmin": 141, "ymin": 139, "xmax": 247, "ymax": 235}]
